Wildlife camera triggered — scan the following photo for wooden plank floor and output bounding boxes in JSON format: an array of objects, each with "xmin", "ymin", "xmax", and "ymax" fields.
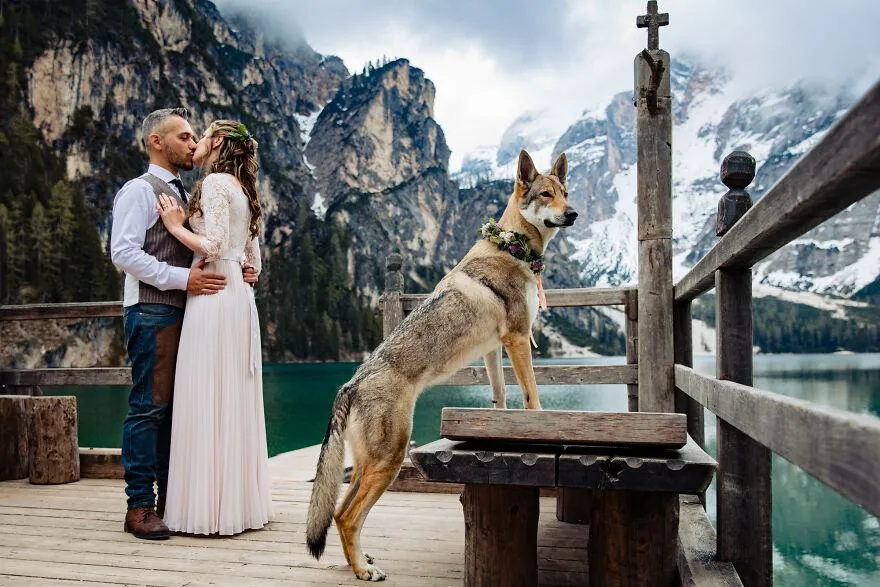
[{"xmin": 0, "ymin": 446, "xmax": 588, "ymax": 586}]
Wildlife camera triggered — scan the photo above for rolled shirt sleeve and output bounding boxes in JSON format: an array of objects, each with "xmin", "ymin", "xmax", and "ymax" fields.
[{"xmin": 110, "ymin": 179, "xmax": 190, "ymax": 292}]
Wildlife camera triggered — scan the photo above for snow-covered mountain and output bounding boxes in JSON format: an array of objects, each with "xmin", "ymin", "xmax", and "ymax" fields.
[
  {"xmin": 455, "ymin": 111, "xmax": 561, "ymax": 188},
  {"xmin": 454, "ymin": 60, "xmax": 880, "ymax": 300}
]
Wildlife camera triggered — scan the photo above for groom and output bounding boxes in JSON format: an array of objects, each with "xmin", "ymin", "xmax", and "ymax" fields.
[{"xmin": 110, "ymin": 107, "xmax": 257, "ymax": 540}]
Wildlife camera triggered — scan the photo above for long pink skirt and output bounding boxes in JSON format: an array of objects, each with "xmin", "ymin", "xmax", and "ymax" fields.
[{"xmin": 163, "ymin": 258, "xmax": 272, "ymax": 535}]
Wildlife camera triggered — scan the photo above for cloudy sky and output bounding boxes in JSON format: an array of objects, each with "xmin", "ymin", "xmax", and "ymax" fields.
[{"xmin": 215, "ymin": 0, "xmax": 880, "ymax": 170}]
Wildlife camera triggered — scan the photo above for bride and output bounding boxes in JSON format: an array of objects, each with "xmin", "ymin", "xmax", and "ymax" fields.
[{"xmin": 154, "ymin": 119, "xmax": 271, "ymax": 535}]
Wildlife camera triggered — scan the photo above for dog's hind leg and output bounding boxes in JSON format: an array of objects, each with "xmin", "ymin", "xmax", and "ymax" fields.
[
  {"xmin": 336, "ymin": 463, "xmax": 362, "ymax": 520},
  {"xmin": 335, "ymin": 436, "xmax": 409, "ymax": 581},
  {"xmin": 502, "ymin": 334, "xmax": 542, "ymax": 409},
  {"xmin": 484, "ymin": 346, "xmax": 507, "ymax": 409}
]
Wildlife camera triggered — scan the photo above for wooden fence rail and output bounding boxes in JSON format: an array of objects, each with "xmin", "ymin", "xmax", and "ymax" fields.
[
  {"xmin": 392, "ymin": 287, "xmax": 636, "ymax": 313},
  {"xmin": 0, "ymin": 301, "xmax": 123, "ymax": 321},
  {"xmin": 1, "ymin": 364, "xmax": 638, "ymax": 389},
  {"xmin": 674, "ymin": 79, "xmax": 880, "ymax": 302},
  {"xmin": 446, "ymin": 364, "xmax": 637, "ymax": 386},
  {"xmin": 675, "ymin": 364, "xmax": 880, "ymax": 519},
  {"xmin": 0, "ymin": 368, "xmax": 131, "ymax": 387}
]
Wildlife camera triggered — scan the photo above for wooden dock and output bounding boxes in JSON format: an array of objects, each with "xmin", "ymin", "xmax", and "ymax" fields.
[
  {"xmin": 0, "ymin": 445, "xmax": 589, "ymax": 586},
  {"xmin": 3, "ymin": 4, "xmax": 880, "ymax": 585}
]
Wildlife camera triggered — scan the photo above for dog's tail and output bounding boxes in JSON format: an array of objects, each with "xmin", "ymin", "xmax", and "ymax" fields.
[{"xmin": 306, "ymin": 383, "xmax": 355, "ymax": 559}]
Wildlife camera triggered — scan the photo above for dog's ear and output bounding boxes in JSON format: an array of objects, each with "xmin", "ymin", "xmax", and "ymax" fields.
[
  {"xmin": 517, "ymin": 149, "xmax": 538, "ymax": 188},
  {"xmin": 549, "ymin": 152, "xmax": 568, "ymax": 186}
]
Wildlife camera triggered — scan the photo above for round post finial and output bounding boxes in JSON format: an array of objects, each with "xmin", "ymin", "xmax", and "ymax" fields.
[
  {"xmin": 384, "ymin": 253, "xmax": 404, "ymax": 293},
  {"xmin": 385, "ymin": 253, "xmax": 403, "ymax": 272},
  {"xmin": 716, "ymin": 151, "xmax": 756, "ymax": 236}
]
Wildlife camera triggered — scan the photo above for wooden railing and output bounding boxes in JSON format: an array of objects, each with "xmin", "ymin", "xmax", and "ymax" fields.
[
  {"xmin": 0, "ymin": 284, "xmax": 640, "ymax": 390},
  {"xmin": 673, "ymin": 78, "xmax": 880, "ymax": 587},
  {"xmin": 379, "ymin": 253, "xmax": 640, "ymax": 404},
  {"xmin": 0, "ymin": 301, "xmax": 122, "ymax": 321},
  {"xmin": 0, "ymin": 303, "xmax": 126, "ymax": 393},
  {"xmin": 398, "ymin": 286, "xmax": 634, "ymax": 312}
]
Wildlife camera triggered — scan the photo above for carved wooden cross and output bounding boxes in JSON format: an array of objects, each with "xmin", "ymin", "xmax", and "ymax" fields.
[{"xmin": 637, "ymin": 1, "xmax": 669, "ymax": 50}]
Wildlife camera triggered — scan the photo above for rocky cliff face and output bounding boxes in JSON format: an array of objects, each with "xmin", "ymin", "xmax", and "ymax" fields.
[
  {"xmin": 25, "ymin": 0, "xmax": 347, "ymax": 235},
  {"xmin": 304, "ymin": 61, "xmax": 592, "ymax": 298},
  {"xmin": 305, "ymin": 59, "xmax": 461, "ymax": 296}
]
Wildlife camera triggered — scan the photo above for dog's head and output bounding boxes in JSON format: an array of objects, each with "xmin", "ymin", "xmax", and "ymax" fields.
[{"xmin": 515, "ymin": 149, "xmax": 578, "ymax": 232}]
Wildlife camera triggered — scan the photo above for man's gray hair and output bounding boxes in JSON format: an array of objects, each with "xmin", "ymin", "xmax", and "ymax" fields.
[{"xmin": 141, "ymin": 107, "xmax": 189, "ymax": 148}]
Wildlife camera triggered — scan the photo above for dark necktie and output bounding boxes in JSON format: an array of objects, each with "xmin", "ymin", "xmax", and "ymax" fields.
[{"xmin": 170, "ymin": 178, "xmax": 187, "ymax": 203}]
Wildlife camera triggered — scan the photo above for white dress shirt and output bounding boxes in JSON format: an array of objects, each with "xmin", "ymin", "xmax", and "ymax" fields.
[{"xmin": 110, "ymin": 164, "xmax": 191, "ymax": 307}]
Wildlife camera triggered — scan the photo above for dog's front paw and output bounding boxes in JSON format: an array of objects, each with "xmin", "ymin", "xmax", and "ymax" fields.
[{"xmin": 355, "ymin": 563, "xmax": 386, "ymax": 581}]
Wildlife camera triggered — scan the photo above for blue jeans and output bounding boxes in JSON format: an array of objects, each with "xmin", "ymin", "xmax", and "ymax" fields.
[{"xmin": 121, "ymin": 303, "xmax": 184, "ymax": 510}]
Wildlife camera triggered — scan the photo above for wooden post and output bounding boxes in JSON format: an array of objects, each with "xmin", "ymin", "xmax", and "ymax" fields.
[
  {"xmin": 0, "ymin": 395, "xmax": 31, "ymax": 480},
  {"xmin": 462, "ymin": 484, "xmax": 539, "ymax": 587},
  {"xmin": 556, "ymin": 487, "xmax": 594, "ymax": 524},
  {"xmin": 635, "ymin": 2, "xmax": 674, "ymax": 413},
  {"xmin": 674, "ymin": 300, "xmax": 705, "ymax": 506},
  {"xmin": 563, "ymin": 290, "xmax": 639, "ymax": 524},
  {"xmin": 716, "ymin": 268, "xmax": 771, "ymax": 587},
  {"xmin": 0, "ymin": 216, "xmax": 6, "ymax": 303},
  {"xmin": 625, "ymin": 290, "xmax": 639, "ymax": 412},
  {"xmin": 382, "ymin": 253, "xmax": 404, "ymax": 340},
  {"xmin": 589, "ymin": 490, "xmax": 679, "ymax": 587},
  {"xmin": 673, "ymin": 300, "xmax": 703, "ymax": 447},
  {"xmin": 28, "ymin": 396, "xmax": 80, "ymax": 484}
]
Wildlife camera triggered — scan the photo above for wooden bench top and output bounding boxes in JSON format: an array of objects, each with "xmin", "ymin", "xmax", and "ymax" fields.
[
  {"xmin": 410, "ymin": 436, "xmax": 716, "ymax": 494},
  {"xmin": 441, "ymin": 408, "xmax": 688, "ymax": 448}
]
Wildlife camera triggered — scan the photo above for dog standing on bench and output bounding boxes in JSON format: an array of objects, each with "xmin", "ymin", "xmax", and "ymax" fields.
[{"xmin": 306, "ymin": 149, "xmax": 578, "ymax": 581}]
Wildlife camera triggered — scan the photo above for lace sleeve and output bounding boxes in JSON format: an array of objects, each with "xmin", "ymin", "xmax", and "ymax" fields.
[
  {"xmin": 244, "ymin": 235, "xmax": 262, "ymax": 276},
  {"xmin": 198, "ymin": 175, "xmax": 230, "ymax": 261}
]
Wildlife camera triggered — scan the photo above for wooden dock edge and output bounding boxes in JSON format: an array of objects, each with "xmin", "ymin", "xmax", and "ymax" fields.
[
  {"xmin": 79, "ymin": 447, "xmax": 123, "ymax": 479},
  {"xmin": 77, "ymin": 445, "xmax": 474, "ymax": 493},
  {"xmin": 677, "ymin": 494, "xmax": 743, "ymax": 586},
  {"xmin": 78, "ymin": 445, "xmax": 556, "ymax": 497}
]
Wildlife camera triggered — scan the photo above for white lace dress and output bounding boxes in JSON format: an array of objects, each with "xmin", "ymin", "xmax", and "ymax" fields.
[{"xmin": 163, "ymin": 172, "xmax": 272, "ymax": 535}]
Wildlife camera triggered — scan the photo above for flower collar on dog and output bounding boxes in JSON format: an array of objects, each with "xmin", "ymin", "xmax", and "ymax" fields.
[
  {"xmin": 479, "ymin": 218, "xmax": 545, "ymax": 272},
  {"xmin": 479, "ymin": 218, "xmax": 548, "ymax": 311}
]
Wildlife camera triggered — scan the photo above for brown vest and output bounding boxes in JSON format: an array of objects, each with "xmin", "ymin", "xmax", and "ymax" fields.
[{"xmin": 137, "ymin": 173, "xmax": 194, "ymax": 308}]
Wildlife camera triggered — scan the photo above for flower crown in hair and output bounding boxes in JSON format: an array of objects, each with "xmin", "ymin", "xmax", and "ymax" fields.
[{"xmin": 227, "ymin": 123, "xmax": 253, "ymax": 142}]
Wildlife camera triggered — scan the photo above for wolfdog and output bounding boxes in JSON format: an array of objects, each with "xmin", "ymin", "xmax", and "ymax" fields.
[{"xmin": 306, "ymin": 149, "xmax": 578, "ymax": 581}]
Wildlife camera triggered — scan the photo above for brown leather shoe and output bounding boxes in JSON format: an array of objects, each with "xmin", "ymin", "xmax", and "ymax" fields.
[
  {"xmin": 156, "ymin": 495, "xmax": 165, "ymax": 518},
  {"xmin": 124, "ymin": 507, "xmax": 170, "ymax": 540}
]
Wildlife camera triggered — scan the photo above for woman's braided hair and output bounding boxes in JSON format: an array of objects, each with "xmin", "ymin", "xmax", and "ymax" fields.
[{"xmin": 189, "ymin": 120, "xmax": 262, "ymax": 239}]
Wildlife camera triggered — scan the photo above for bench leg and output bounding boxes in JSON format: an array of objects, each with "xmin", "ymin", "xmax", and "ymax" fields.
[
  {"xmin": 462, "ymin": 484, "xmax": 539, "ymax": 587},
  {"xmin": 556, "ymin": 487, "xmax": 594, "ymax": 524},
  {"xmin": 589, "ymin": 491, "xmax": 678, "ymax": 587}
]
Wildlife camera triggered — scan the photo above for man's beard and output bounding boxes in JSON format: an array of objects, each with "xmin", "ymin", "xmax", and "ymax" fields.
[{"xmin": 166, "ymin": 146, "xmax": 194, "ymax": 171}]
